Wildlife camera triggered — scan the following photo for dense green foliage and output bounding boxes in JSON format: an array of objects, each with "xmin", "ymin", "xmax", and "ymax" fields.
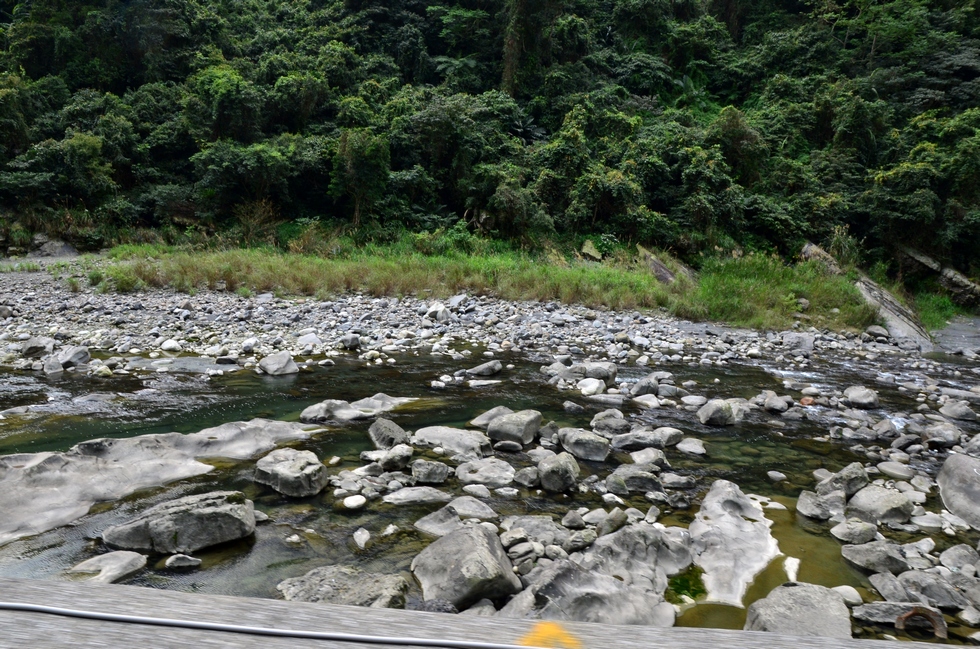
[{"xmin": 0, "ymin": 0, "xmax": 978, "ymax": 275}]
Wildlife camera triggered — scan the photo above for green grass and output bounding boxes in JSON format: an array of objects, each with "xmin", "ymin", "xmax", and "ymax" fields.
[
  {"xmin": 914, "ymin": 292, "xmax": 966, "ymax": 330},
  {"xmin": 0, "ymin": 261, "xmax": 42, "ymax": 272},
  {"xmin": 101, "ymin": 245, "xmax": 878, "ymax": 330}
]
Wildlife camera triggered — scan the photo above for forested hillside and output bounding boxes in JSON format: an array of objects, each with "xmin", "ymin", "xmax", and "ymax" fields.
[{"xmin": 0, "ymin": 0, "xmax": 978, "ymax": 274}]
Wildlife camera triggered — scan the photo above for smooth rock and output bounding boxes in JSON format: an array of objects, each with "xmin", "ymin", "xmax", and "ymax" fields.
[
  {"xmin": 744, "ymin": 582, "xmax": 851, "ymax": 638},
  {"xmin": 254, "ymin": 448, "xmax": 327, "ymax": 497},
  {"xmin": 277, "ymin": 565, "xmax": 408, "ymax": 608},
  {"xmin": 68, "ymin": 551, "xmax": 147, "ymax": 583},
  {"xmin": 258, "ymin": 351, "xmax": 298, "ymax": 376}
]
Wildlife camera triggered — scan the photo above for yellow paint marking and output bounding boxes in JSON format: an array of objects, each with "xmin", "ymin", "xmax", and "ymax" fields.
[{"xmin": 519, "ymin": 621, "xmax": 583, "ymax": 649}]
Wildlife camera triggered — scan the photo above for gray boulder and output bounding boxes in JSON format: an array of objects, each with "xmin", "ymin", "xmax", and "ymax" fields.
[
  {"xmin": 411, "ymin": 426, "xmax": 491, "ymax": 461},
  {"xmin": 898, "ymin": 570, "xmax": 970, "ymax": 610},
  {"xmin": 455, "ymin": 458, "xmax": 515, "ymax": 488},
  {"xmin": 410, "ymin": 526, "xmax": 522, "ymax": 609},
  {"xmin": 609, "ymin": 464, "xmax": 662, "ymax": 493},
  {"xmin": 940, "ymin": 400, "xmax": 977, "ymax": 421},
  {"xmin": 841, "ymin": 541, "xmax": 910, "ymax": 575},
  {"xmin": 379, "ymin": 444, "xmax": 414, "ymax": 471},
  {"xmin": 938, "ymin": 453, "xmax": 980, "ymax": 530},
  {"xmin": 368, "ymin": 418, "xmax": 409, "ymax": 449},
  {"xmin": 846, "ymin": 485, "xmax": 913, "ymax": 524},
  {"xmin": 852, "ymin": 601, "xmax": 942, "ymax": 628},
  {"xmin": 57, "ymin": 346, "xmax": 91, "ymax": 368},
  {"xmin": 697, "ymin": 399, "xmax": 738, "ymax": 426},
  {"xmin": 254, "ymin": 448, "xmax": 327, "ymax": 497},
  {"xmin": 578, "ymin": 523, "xmax": 692, "ymax": 593},
  {"xmin": 611, "ymin": 427, "xmax": 683, "ymax": 451},
  {"xmin": 466, "ymin": 360, "xmax": 502, "ymax": 376},
  {"xmin": 744, "ymin": 582, "xmax": 851, "ymax": 638},
  {"xmin": 538, "ymin": 452, "xmax": 580, "ymax": 492},
  {"xmin": 382, "ymin": 487, "xmax": 452, "ymax": 506},
  {"xmin": 470, "ymin": 406, "xmax": 513, "ymax": 429},
  {"xmin": 21, "ymin": 336, "xmax": 55, "ymax": 358},
  {"xmin": 258, "ymin": 351, "xmax": 299, "ymax": 376},
  {"xmin": 447, "ymin": 496, "xmax": 497, "ymax": 520},
  {"xmin": 487, "ymin": 410, "xmax": 541, "ymax": 446},
  {"xmin": 815, "ymin": 462, "xmax": 869, "ymax": 498},
  {"xmin": 497, "ymin": 559, "xmax": 675, "ymax": 626},
  {"xmin": 68, "ymin": 551, "xmax": 147, "ymax": 583},
  {"xmin": 102, "ymin": 491, "xmax": 256, "ymax": 554},
  {"xmin": 869, "ymin": 572, "xmax": 912, "ymax": 602},
  {"xmin": 277, "ymin": 565, "xmax": 408, "ymax": 608},
  {"xmin": 301, "ymin": 394, "xmax": 417, "ymax": 422},
  {"xmin": 557, "ymin": 428, "xmax": 610, "ymax": 462},
  {"xmin": 830, "ymin": 519, "xmax": 877, "ymax": 544},
  {"xmin": 796, "ymin": 490, "xmax": 845, "ymax": 521},
  {"xmin": 843, "ymin": 386, "xmax": 879, "ymax": 409},
  {"xmin": 415, "ymin": 506, "xmax": 464, "ymax": 537},
  {"xmin": 940, "ymin": 544, "xmax": 980, "ymax": 571},
  {"xmin": 412, "ymin": 459, "xmax": 451, "ymax": 484}
]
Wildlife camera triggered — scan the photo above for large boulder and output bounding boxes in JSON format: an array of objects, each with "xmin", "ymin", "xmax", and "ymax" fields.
[
  {"xmin": 466, "ymin": 360, "xmax": 502, "ymax": 376},
  {"xmin": 258, "ymin": 351, "xmax": 299, "ymax": 376},
  {"xmin": 411, "ymin": 526, "xmax": 522, "ymax": 609},
  {"xmin": 938, "ymin": 453, "xmax": 980, "ymax": 530},
  {"xmin": 382, "ymin": 487, "xmax": 452, "ymax": 506},
  {"xmin": 21, "ymin": 336, "xmax": 55, "ymax": 358},
  {"xmin": 455, "ymin": 458, "xmax": 516, "ymax": 488},
  {"xmin": 254, "ymin": 448, "xmax": 327, "ymax": 497},
  {"xmin": 843, "ymin": 386, "xmax": 879, "ymax": 409},
  {"xmin": 538, "ymin": 452, "xmax": 580, "ymax": 492},
  {"xmin": 557, "ymin": 428, "xmax": 610, "ymax": 462},
  {"xmin": 487, "ymin": 410, "xmax": 542, "ymax": 446},
  {"xmin": 577, "ymin": 523, "xmax": 692, "ymax": 594},
  {"xmin": 277, "ymin": 565, "xmax": 408, "ymax": 608},
  {"xmin": 497, "ymin": 560, "xmax": 675, "ymax": 626},
  {"xmin": 102, "ymin": 491, "xmax": 256, "ymax": 554},
  {"xmin": 744, "ymin": 582, "xmax": 851, "ymax": 638},
  {"xmin": 411, "ymin": 426, "xmax": 491, "ymax": 461},
  {"xmin": 815, "ymin": 462, "xmax": 869, "ymax": 498},
  {"xmin": 697, "ymin": 399, "xmax": 741, "ymax": 426},
  {"xmin": 68, "ymin": 551, "xmax": 147, "ymax": 584},
  {"xmin": 611, "ymin": 427, "xmax": 683, "ymax": 451},
  {"xmin": 841, "ymin": 541, "xmax": 910, "ymax": 575},
  {"xmin": 846, "ymin": 485, "xmax": 913, "ymax": 524},
  {"xmin": 57, "ymin": 345, "xmax": 91, "ymax": 368},
  {"xmin": 368, "ymin": 418, "xmax": 409, "ymax": 449},
  {"xmin": 691, "ymin": 480, "xmax": 780, "ymax": 606},
  {"xmin": 301, "ymin": 394, "xmax": 417, "ymax": 422}
]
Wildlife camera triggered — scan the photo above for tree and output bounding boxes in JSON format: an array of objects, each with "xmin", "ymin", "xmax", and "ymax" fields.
[{"xmin": 329, "ymin": 128, "xmax": 390, "ymax": 226}]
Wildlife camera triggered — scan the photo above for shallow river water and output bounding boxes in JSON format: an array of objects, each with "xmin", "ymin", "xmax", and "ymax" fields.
[{"xmin": 0, "ymin": 344, "xmax": 977, "ymax": 640}]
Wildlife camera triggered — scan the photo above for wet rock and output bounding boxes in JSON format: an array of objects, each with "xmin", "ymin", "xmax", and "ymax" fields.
[
  {"xmin": 923, "ymin": 421, "xmax": 962, "ymax": 448},
  {"xmin": 165, "ymin": 554, "xmax": 202, "ymax": 570},
  {"xmin": 596, "ymin": 507, "xmax": 628, "ymax": 536},
  {"xmin": 797, "ymin": 490, "xmax": 845, "ymax": 521},
  {"xmin": 846, "ymin": 485, "xmax": 913, "ymax": 524},
  {"xmin": 456, "ymin": 458, "xmax": 515, "ymax": 489},
  {"xmin": 937, "ymin": 453, "xmax": 980, "ymax": 530},
  {"xmin": 843, "ymin": 386, "xmax": 879, "ymax": 409},
  {"xmin": 448, "ymin": 496, "xmax": 497, "ymax": 520},
  {"xmin": 496, "ymin": 559, "xmax": 675, "ymax": 626},
  {"xmin": 487, "ymin": 410, "xmax": 541, "ymax": 446},
  {"xmin": 21, "ymin": 336, "xmax": 55, "ymax": 358},
  {"xmin": 277, "ymin": 565, "xmax": 408, "ymax": 608},
  {"xmin": 609, "ymin": 464, "xmax": 662, "ymax": 493},
  {"xmin": 513, "ymin": 467, "xmax": 539, "ymax": 488},
  {"xmin": 254, "ymin": 448, "xmax": 327, "ymax": 497},
  {"xmin": 368, "ymin": 418, "xmax": 409, "ymax": 449},
  {"xmin": 744, "ymin": 582, "xmax": 851, "ymax": 638},
  {"xmin": 898, "ymin": 570, "xmax": 970, "ymax": 610},
  {"xmin": 869, "ymin": 572, "xmax": 912, "ymax": 602},
  {"xmin": 466, "ymin": 360, "xmax": 502, "ymax": 376},
  {"xmin": 691, "ymin": 480, "xmax": 780, "ymax": 607},
  {"xmin": 538, "ymin": 452, "xmax": 579, "ymax": 493},
  {"xmin": 579, "ymin": 522, "xmax": 692, "ymax": 592},
  {"xmin": 411, "ymin": 526, "xmax": 521, "ymax": 609},
  {"xmin": 379, "ymin": 444, "xmax": 414, "ymax": 471},
  {"xmin": 103, "ymin": 491, "xmax": 256, "ymax": 554},
  {"xmin": 557, "ymin": 428, "xmax": 610, "ymax": 462},
  {"xmin": 411, "ymin": 426, "xmax": 491, "ymax": 461},
  {"xmin": 697, "ymin": 399, "xmax": 738, "ymax": 426},
  {"xmin": 815, "ymin": 462, "xmax": 869, "ymax": 498},
  {"xmin": 470, "ymin": 406, "xmax": 513, "ymax": 429},
  {"xmin": 68, "ymin": 551, "xmax": 147, "ymax": 583},
  {"xmin": 415, "ymin": 505, "xmax": 464, "ymax": 537},
  {"xmin": 302, "ymin": 394, "xmax": 417, "ymax": 422},
  {"xmin": 940, "ymin": 400, "xmax": 977, "ymax": 421},
  {"xmin": 57, "ymin": 345, "xmax": 90, "ymax": 368},
  {"xmin": 412, "ymin": 459, "xmax": 451, "ymax": 484},
  {"xmin": 940, "ymin": 544, "xmax": 980, "ymax": 571},
  {"xmin": 611, "ymin": 427, "xmax": 682, "ymax": 451},
  {"xmin": 841, "ymin": 541, "xmax": 910, "ymax": 575},
  {"xmin": 382, "ymin": 487, "xmax": 452, "ymax": 506},
  {"xmin": 676, "ymin": 438, "xmax": 706, "ymax": 455},
  {"xmin": 258, "ymin": 351, "xmax": 298, "ymax": 375},
  {"xmin": 877, "ymin": 461, "xmax": 914, "ymax": 481},
  {"xmin": 830, "ymin": 519, "xmax": 878, "ymax": 544}
]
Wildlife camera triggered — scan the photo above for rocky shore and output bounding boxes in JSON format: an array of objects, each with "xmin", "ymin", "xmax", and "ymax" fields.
[{"xmin": 2, "ymin": 260, "xmax": 980, "ymax": 641}]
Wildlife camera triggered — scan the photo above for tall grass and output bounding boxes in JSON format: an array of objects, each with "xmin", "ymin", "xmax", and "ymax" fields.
[{"xmin": 103, "ymin": 246, "xmax": 878, "ymax": 330}]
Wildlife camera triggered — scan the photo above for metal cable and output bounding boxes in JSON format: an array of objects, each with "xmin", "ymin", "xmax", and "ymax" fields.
[{"xmin": 0, "ymin": 601, "xmax": 539, "ymax": 649}]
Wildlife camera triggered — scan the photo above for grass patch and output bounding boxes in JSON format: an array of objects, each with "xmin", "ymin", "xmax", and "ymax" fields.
[
  {"xmin": 915, "ymin": 292, "xmax": 966, "ymax": 330},
  {"xmin": 0, "ymin": 261, "xmax": 42, "ymax": 272},
  {"xmin": 102, "ymin": 244, "xmax": 878, "ymax": 330},
  {"xmin": 666, "ymin": 565, "xmax": 707, "ymax": 604}
]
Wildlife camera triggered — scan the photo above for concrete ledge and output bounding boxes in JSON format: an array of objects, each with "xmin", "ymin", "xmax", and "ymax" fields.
[{"xmin": 0, "ymin": 577, "xmax": 925, "ymax": 649}]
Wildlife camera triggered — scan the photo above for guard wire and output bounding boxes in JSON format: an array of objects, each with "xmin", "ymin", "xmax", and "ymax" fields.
[{"xmin": 0, "ymin": 601, "xmax": 540, "ymax": 649}]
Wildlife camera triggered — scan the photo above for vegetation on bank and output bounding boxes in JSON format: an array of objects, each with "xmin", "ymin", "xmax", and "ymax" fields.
[
  {"xmin": 94, "ymin": 232, "xmax": 877, "ymax": 331},
  {"xmin": 0, "ymin": 0, "xmax": 978, "ymax": 299}
]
